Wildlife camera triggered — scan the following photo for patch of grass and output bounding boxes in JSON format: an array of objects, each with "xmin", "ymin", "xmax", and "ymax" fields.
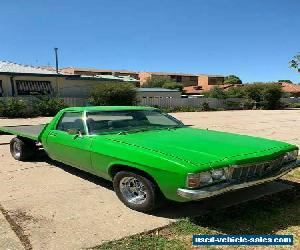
[
  {"xmin": 288, "ymin": 103, "xmax": 300, "ymax": 108},
  {"xmin": 94, "ymin": 234, "xmax": 186, "ymax": 250},
  {"xmin": 92, "ymin": 170, "xmax": 300, "ymax": 250}
]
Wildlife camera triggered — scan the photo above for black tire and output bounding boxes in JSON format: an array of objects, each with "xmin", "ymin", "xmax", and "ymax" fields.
[
  {"xmin": 113, "ymin": 171, "xmax": 162, "ymax": 212},
  {"xmin": 10, "ymin": 137, "xmax": 37, "ymax": 161}
]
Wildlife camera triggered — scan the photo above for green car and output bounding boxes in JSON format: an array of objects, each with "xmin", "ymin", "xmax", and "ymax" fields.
[{"xmin": 0, "ymin": 106, "xmax": 299, "ymax": 212}]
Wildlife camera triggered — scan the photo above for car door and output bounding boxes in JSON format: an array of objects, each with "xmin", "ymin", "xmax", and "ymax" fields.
[{"xmin": 46, "ymin": 111, "xmax": 92, "ymax": 172}]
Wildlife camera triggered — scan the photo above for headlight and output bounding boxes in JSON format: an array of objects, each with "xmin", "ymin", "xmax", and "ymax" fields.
[
  {"xmin": 186, "ymin": 173, "xmax": 201, "ymax": 188},
  {"xmin": 199, "ymin": 172, "xmax": 213, "ymax": 183},
  {"xmin": 283, "ymin": 150, "xmax": 298, "ymax": 163},
  {"xmin": 187, "ymin": 167, "xmax": 227, "ymax": 188},
  {"xmin": 211, "ymin": 169, "xmax": 225, "ymax": 180}
]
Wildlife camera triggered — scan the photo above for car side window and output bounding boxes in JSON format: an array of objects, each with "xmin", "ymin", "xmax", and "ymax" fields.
[{"xmin": 56, "ymin": 112, "xmax": 85, "ymax": 134}]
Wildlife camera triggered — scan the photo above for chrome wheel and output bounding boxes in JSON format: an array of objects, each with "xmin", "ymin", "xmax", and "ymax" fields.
[
  {"xmin": 119, "ymin": 177, "xmax": 148, "ymax": 205},
  {"xmin": 13, "ymin": 141, "xmax": 21, "ymax": 158}
]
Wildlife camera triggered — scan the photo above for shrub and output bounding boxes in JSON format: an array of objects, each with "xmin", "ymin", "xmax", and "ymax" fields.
[
  {"xmin": 89, "ymin": 81, "xmax": 137, "ymax": 106},
  {"xmin": 201, "ymin": 102, "xmax": 210, "ymax": 111},
  {"xmin": 226, "ymin": 87, "xmax": 245, "ymax": 98},
  {"xmin": 0, "ymin": 100, "xmax": 4, "ymax": 116},
  {"xmin": 143, "ymin": 76, "xmax": 177, "ymax": 88},
  {"xmin": 34, "ymin": 98, "xmax": 68, "ymax": 116},
  {"xmin": 260, "ymin": 84, "xmax": 283, "ymax": 109},
  {"xmin": 160, "ymin": 106, "xmax": 202, "ymax": 113},
  {"xmin": 162, "ymin": 82, "xmax": 183, "ymax": 91},
  {"xmin": 243, "ymin": 84, "xmax": 263, "ymax": 104},
  {"xmin": 2, "ymin": 98, "xmax": 27, "ymax": 118},
  {"xmin": 223, "ymin": 75, "xmax": 242, "ymax": 85},
  {"xmin": 241, "ymin": 99, "xmax": 255, "ymax": 110},
  {"xmin": 206, "ymin": 87, "xmax": 227, "ymax": 99},
  {"xmin": 244, "ymin": 83, "xmax": 283, "ymax": 109},
  {"xmin": 288, "ymin": 102, "xmax": 300, "ymax": 108},
  {"xmin": 278, "ymin": 80, "xmax": 292, "ymax": 83}
]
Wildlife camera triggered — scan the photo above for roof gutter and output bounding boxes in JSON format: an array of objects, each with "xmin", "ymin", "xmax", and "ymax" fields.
[{"xmin": 0, "ymin": 72, "xmax": 69, "ymax": 77}]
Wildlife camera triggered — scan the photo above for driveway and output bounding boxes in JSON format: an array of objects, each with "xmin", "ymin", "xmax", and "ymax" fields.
[{"xmin": 0, "ymin": 110, "xmax": 299, "ymax": 249}]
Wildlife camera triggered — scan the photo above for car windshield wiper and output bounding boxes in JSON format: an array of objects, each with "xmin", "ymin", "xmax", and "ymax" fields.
[
  {"xmin": 117, "ymin": 126, "xmax": 184, "ymax": 135},
  {"xmin": 167, "ymin": 125, "xmax": 185, "ymax": 130}
]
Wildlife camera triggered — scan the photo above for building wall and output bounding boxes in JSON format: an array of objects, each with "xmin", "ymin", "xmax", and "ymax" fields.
[
  {"xmin": 0, "ymin": 75, "xmax": 12, "ymax": 96},
  {"xmin": 0, "ymin": 75, "xmax": 105, "ymax": 98},
  {"xmin": 58, "ymin": 78, "xmax": 103, "ymax": 98},
  {"xmin": 139, "ymin": 72, "xmax": 198, "ymax": 86},
  {"xmin": 0, "ymin": 75, "xmax": 59, "ymax": 97},
  {"xmin": 180, "ymin": 76, "xmax": 198, "ymax": 86},
  {"xmin": 198, "ymin": 75, "xmax": 225, "ymax": 91},
  {"xmin": 138, "ymin": 72, "xmax": 155, "ymax": 85}
]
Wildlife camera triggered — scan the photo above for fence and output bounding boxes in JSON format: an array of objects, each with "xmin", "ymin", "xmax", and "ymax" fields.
[
  {"xmin": 139, "ymin": 98, "xmax": 242, "ymax": 109},
  {"xmin": 0, "ymin": 97, "xmax": 87, "ymax": 107},
  {"xmin": 1, "ymin": 96, "xmax": 300, "ymax": 109}
]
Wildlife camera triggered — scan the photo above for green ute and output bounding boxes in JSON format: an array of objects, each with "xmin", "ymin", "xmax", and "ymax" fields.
[{"xmin": 0, "ymin": 106, "xmax": 299, "ymax": 212}]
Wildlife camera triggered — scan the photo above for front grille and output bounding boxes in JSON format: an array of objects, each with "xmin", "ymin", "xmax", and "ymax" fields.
[{"xmin": 230, "ymin": 156, "xmax": 284, "ymax": 181}]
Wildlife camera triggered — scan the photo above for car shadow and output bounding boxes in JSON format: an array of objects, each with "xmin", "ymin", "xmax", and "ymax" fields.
[
  {"xmin": 33, "ymin": 150, "xmax": 300, "ymax": 234},
  {"xmin": 33, "ymin": 150, "xmax": 114, "ymax": 191},
  {"xmin": 186, "ymin": 181, "xmax": 300, "ymax": 235}
]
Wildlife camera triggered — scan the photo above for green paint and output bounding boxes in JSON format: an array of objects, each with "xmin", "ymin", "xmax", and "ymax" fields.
[{"xmin": 1, "ymin": 106, "xmax": 298, "ymax": 202}]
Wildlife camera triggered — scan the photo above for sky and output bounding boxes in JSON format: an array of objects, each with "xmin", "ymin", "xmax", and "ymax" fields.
[{"xmin": 0, "ymin": 0, "xmax": 299, "ymax": 83}]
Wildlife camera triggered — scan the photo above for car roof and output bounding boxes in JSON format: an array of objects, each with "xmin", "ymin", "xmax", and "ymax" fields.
[{"xmin": 62, "ymin": 106, "xmax": 158, "ymax": 112}]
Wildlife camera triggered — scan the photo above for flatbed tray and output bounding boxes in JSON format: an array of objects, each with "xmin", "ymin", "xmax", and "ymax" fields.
[{"xmin": 0, "ymin": 124, "xmax": 45, "ymax": 141}]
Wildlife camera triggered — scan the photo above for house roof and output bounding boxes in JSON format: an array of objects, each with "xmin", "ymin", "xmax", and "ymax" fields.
[
  {"xmin": 61, "ymin": 67, "xmax": 226, "ymax": 78},
  {"xmin": 198, "ymin": 74, "xmax": 225, "ymax": 78},
  {"xmin": 183, "ymin": 84, "xmax": 239, "ymax": 94},
  {"xmin": 61, "ymin": 67, "xmax": 138, "ymax": 75},
  {"xmin": 183, "ymin": 86, "xmax": 203, "ymax": 94},
  {"xmin": 278, "ymin": 82, "xmax": 300, "ymax": 93},
  {"xmin": 78, "ymin": 74, "xmax": 139, "ymax": 82},
  {"xmin": 143, "ymin": 71, "xmax": 198, "ymax": 77},
  {"xmin": 0, "ymin": 61, "xmax": 60, "ymax": 75}
]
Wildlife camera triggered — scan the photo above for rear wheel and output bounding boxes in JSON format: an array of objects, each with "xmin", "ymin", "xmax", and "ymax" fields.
[
  {"xmin": 10, "ymin": 137, "xmax": 37, "ymax": 161},
  {"xmin": 113, "ymin": 171, "xmax": 162, "ymax": 212}
]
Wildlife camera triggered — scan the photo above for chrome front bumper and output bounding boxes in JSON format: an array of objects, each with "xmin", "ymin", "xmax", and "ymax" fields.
[{"xmin": 177, "ymin": 160, "xmax": 300, "ymax": 200}]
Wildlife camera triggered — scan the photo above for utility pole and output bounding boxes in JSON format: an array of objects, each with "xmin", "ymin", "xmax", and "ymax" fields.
[
  {"xmin": 54, "ymin": 48, "xmax": 59, "ymax": 97},
  {"xmin": 54, "ymin": 48, "xmax": 59, "ymax": 74}
]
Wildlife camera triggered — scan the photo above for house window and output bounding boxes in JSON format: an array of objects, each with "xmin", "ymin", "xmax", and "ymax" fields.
[
  {"xmin": 170, "ymin": 75, "xmax": 182, "ymax": 82},
  {"xmin": 176, "ymin": 76, "xmax": 182, "ymax": 82},
  {"xmin": 16, "ymin": 80, "xmax": 53, "ymax": 95},
  {"xmin": 0, "ymin": 80, "xmax": 3, "ymax": 97}
]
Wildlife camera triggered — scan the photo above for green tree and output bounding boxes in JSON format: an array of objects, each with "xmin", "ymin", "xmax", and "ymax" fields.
[
  {"xmin": 89, "ymin": 81, "xmax": 137, "ymax": 106},
  {"xmin": 244, "ymin": 83, "xmax": 283, "ymax": 109},
  {"xmin": 143, "ymin": 76, "xmax": 177, "ymax": 88},
  {"xmin": 260, "ymin": 84, "xmax": 283, "ymax": 109},
  {"xmin": 278, "ymin": 80, "xmax": 292, "ymax": 83},
  {"xmin": 207, "ymin": 87, "xmax": 227, "ymax": 99},
  {"xmin": 289, "ymin": 52, "xmax": 300, "ymax": 70},
  {"xmin": 226, "ymin": 86, "xmax": 245, "ymax": 98},
  {"xmin": 2, "ymin": 98, "xmax": 27, "ymax": 118},
  {"xmin": 162, "ymin": 82, "xmax": 183, "ymax": 91},
  {"xmin": 223, "ymin": 75, "xmax": 242, "ymax": 85},
  {"xmin": 34, "ymin": 98, "xmax": 68, "ymax": 116}
]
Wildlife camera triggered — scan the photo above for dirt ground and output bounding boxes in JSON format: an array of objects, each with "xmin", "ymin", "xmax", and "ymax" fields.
[{"xmin": 0, "ymin": 110, "xmax": 299, "ymax": 250}]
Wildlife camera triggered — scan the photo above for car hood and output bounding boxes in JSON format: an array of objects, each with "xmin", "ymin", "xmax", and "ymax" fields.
[{"xmin": 105, "ymin": 127, "xmax": 295, "ymax": 167}]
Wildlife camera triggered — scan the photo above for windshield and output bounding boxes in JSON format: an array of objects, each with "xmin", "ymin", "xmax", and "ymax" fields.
[{"xmin": 85, "ymin": 110, "xmax": 184, "ymax": 135}]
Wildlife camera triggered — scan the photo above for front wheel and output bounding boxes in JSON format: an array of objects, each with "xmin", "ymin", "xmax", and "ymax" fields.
[
  {"xmin": 10, "ymin": 137, "xmax": 37, "ymax": 161},
  {"xmin": 113, "ymin": 171, "xmax": 162, "ymax": 212}
]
